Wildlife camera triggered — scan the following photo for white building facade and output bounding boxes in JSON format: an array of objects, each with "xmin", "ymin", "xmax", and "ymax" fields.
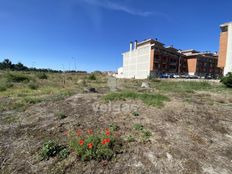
[{"xmin": 122, "ymin": 41, "xmax": 152, "ymax": 79}]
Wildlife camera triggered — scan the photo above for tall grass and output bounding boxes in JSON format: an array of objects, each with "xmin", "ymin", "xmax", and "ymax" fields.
[
  {"xmin": 103, "ymin": 91, "xmax": 169, "ymax": 107},
  {"xmin": 0, "ymin": 79, "xmax": 13, "ymax": 91},
  {"xmin": 150, "ymin": 81, "xmax": 212, "ymax": 93},
  {"xmin": 5, "ymin": 72, "xmax": 30, "ymax": 83}
]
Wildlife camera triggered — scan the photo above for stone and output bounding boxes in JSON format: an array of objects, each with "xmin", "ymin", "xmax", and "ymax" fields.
[{"xmin": 141, "ymin": 82, "xmax": 150, "ymax": 88}]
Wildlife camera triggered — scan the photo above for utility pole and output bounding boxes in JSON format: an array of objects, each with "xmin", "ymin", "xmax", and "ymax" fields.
[
  {"xmin": 72, "ymin": 57, "xmax": 77, "ymax": 72},
  {"xmin": 62, "ymin": 64, "xmax": 65, "ymax": 85},
  {"xmin": 178, "ymin": 50, "xmax": 181, "ymax": 75}
]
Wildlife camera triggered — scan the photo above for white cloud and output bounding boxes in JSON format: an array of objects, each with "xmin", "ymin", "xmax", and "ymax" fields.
[{"xmin": 80, "ymin": 0, "xmax": 163, "ymax": 17}]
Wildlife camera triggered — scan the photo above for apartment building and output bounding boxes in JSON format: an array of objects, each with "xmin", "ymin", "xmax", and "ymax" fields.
[
  {"xmin": 120, "ymin": 38, "xmax": 222, "ymax": 79},
  {"xmin": 218, "ymin": 22, "xmax": 232, "ymax": 76},
  {"xmin": 181, "ymin": 50, "xmax": 221, "ymax": 78},
  {"xmin": 150, "ymin": 43, "xmax": 187, "ymax": 77},
  {"xmin": 122, "ymin": 39, "xmax": 186, "ymax": 79}
]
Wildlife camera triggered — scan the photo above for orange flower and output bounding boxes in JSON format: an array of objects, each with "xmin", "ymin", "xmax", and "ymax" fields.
[
  {"xmin": 87, "ymin": 129, "xmax": 93, "ymax": 135},
  {"xmin": 79, "ymin": 139, "xmax": 84, "ymax": 146},
  {"xmin": 106, "ymin": 130, "xmax": 110, "ymax": 136},
  {"xmin": 88, "ymin": 143, "xmax": 93, "ymax": 149},
  {"xmin": 76, "ymin": 130, "xmax": 81, "ymax": 136},
  {"xmin": 105, "ymin": 128, "xmax": 110, "ymax": 131}
]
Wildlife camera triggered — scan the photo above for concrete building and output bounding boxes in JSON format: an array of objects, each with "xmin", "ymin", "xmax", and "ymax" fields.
[
  {"xmin": 122, "ymin": 39, "xmax": 186, "ymax": 79},
  {"xmin": 181, "ymin": 50, "xmax": 221, "ymax": 78},
  {"xmin": 122, "ymin": 40, "xmax": 152, "ymax": 79},
  {"xmin": 218, "ymin": 22, "xmax": 232, "ymax": 76},
  {"xmin": 120, "ymin": 38, "xmax": 222, "ymax": 79}
]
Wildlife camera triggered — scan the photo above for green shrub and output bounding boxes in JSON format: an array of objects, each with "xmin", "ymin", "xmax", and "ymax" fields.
[
  {"xmin": 88, "ymin": 74, "xmax": 96, "ymax": 80},
  {"xmin": 133, "ymin": 124, "xmax": 144, "ymax": 131},
  {"xmin": 5, "ymin": 73, "xmax": 30, "ymax": 83},
  {"xmin": 132, "ymin": 111, "xmax": 140, "ymax": 116},
  {"xmin": 127, "ymin": 135, "xmax": 135, "ymax": 142},
  {"xmin": 0, "ymin": 86, "xmax": 6, "ymax": 92},
  {"xmin": 58, "ymin": 148, "xmax": 69, "ymax": 159},
  {"xmin": 142, "ymin": 130, "xmax": 152, "ymax": 140},
  {"xmin": 0, "ymin": 78, "xmax": 13, "ymax": 91},
  {"xmin": 39, "ymin": 140, "xmax": 61, "ymax": 160},
  {"xmin": 109, "ymin": 123, "xmax": 120, "ymax": 131},
  {"xmin": 37, "ymin": 73, "xmax": 48, "ymax": 79},
  {"xmin": 57, "ymin": 112, "xmax": 66, "ymax": 119},
  {"xmin": 28, "ymin": 82, "xmax": 39, "ymax": 90},
  {"xmin": 221, "ymin": 72, "xmax": 232, "ymax": 88}
]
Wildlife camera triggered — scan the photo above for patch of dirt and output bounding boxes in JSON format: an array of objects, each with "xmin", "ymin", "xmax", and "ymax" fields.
[{"xmin": 1, "ymin": 92, "xmax": 232, "ymax": 174}]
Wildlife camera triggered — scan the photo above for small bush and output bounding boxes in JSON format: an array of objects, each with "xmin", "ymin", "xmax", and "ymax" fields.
[
  {"xmin": 221, "ymin": 72, "xmax": 232, "ymax": 88},
  {"xmin": 0, "ymin": 86, "xmax": 6, "ymax": 92},
  {"xmin": 37, "ymin": 73, "xmax": 48, "ymax": 79},
  {"xmin": 57, "ymin": 112, "xmax": 66, "ymax": 119},
  {"xmin": 132, "ymin": 111, "xmax": 140, "ymax": 116},
  {"xmin": 40, "ymin": 140, "xmax": 62, "ymax": 160},
  {"xmin": 142, "ymin": 130, "xmax": 152, "ymax": 140},
  {"xmin": 28, "ymin": 82, "xmax": 39, "ymax": 90},
  {"xmin": 132, "ymin": 124, "xmax": 152, "ymax": 142},
  {"xmin": 0, "ymin": 79, "xmax": 13, "ymax": 91},
  {"xmin": 66, "ymin": 128, "xmax": 122, "ymax": 161},
  {"xmin": 133, "ymin": 124, "xmax": 144, "ymax": 131},
  {"xmin": 88, "ymin": 74, "xmax": 96, "ymax": 80},
  {"xmin": 6, "ymin": 73, "xmax": 30, "ymax": 83},
  {"xmin": 127, "ymin": 135, "xmax": 135, "ymax": 142},
  {"xmin": 58, "ymin": 148, "xmax": 70, "ymax": 159},
  {"xmin": 109, "ymin": 123, "xmax": 120, "ymax": 131}
]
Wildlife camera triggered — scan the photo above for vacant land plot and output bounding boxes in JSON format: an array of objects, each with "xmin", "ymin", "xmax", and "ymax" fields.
[{"xmin": 0, "ymin": 71, "xmax": 232, "ymax": 174}]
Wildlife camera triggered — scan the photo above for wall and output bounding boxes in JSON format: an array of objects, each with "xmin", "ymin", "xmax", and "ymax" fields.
[
  {"xmin": 224, "ymin": 24, "xmax": 232, "ymax": 75},
  {"xmin": 187, "ymin": 58, "xmax": 197, "ymax": 75},
  {"xmin": 122, "ymin": 44, "xmax": 151, "ymax": 79},
  {"xmin": 218, "ymin": 30, "xmax": 228, "ymax": 69}
]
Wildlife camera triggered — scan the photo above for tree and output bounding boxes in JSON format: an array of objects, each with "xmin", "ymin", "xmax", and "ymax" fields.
[
  {"xmin": 221, "ymin": 72, "xmax": 232, "ymax": 88},
  {"xmin": 1, "ymin": 59, "xmax": 12, "ymax": 69},
  {"xmin": 14, "ymin": 62, "xmax": 28, "ymax": 71}
]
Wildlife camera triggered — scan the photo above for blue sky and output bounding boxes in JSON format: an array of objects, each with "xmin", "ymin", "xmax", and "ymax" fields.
[{"xmin": 0, "ymin": 0, "xmax": 231, "ymax": 72}]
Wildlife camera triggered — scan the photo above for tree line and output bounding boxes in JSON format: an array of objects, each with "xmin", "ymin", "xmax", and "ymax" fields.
[{"xmin": 0, "ymin": 59, "xmax": 87, "ymax": 73}]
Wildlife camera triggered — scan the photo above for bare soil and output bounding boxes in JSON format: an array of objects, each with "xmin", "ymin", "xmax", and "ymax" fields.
[{"xmin": 1, "ymin": 91, "xmax": 232, "ymax": 174}]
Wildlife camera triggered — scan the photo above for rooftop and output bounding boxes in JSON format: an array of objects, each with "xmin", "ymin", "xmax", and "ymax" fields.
[
  {"xmin": 220, "ymin": 21, "xmax": 232, "ymax": 27},
  {"xmin": 136, "ymin": 38, "xmax": 164, "ymax": 47}
]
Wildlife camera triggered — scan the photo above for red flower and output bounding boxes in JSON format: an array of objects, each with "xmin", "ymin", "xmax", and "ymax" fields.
[
  {"xmin": 79, "ymin": 139, "xmax": 84, "ymax": 146},
  {"xmin": 105, "ymin": 138, "xmax": 110, "ymax": 143},
  {"xmin": 105, "ymin": 128, "xmax": 110, "ymax": 132},
  {"xmin": 76, "ymin": 130, "xmax": 81, "ymax": 136},
  {"xmin": 102, "ymin": 139, "xmax": 106, "ymax": 145},
  {"xmin": 87, "ymin": 129, "xmax": 93, "ymax": 135},
  {"xmin": 102, "ymin": 138, "xmax": 110, "ymax": 145},
  {"xmin": 106, "ymin": 130, "xmax": 110, "ymax": 136},
  {"xmin": 88, "ymin": 143, "xmax": 93, "ymax": 149}
]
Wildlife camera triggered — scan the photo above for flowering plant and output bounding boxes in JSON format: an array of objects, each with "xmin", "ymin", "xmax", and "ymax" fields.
[{"xmin": 66, "ymin": 128, "xmax": 119, "ymax": 161}]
